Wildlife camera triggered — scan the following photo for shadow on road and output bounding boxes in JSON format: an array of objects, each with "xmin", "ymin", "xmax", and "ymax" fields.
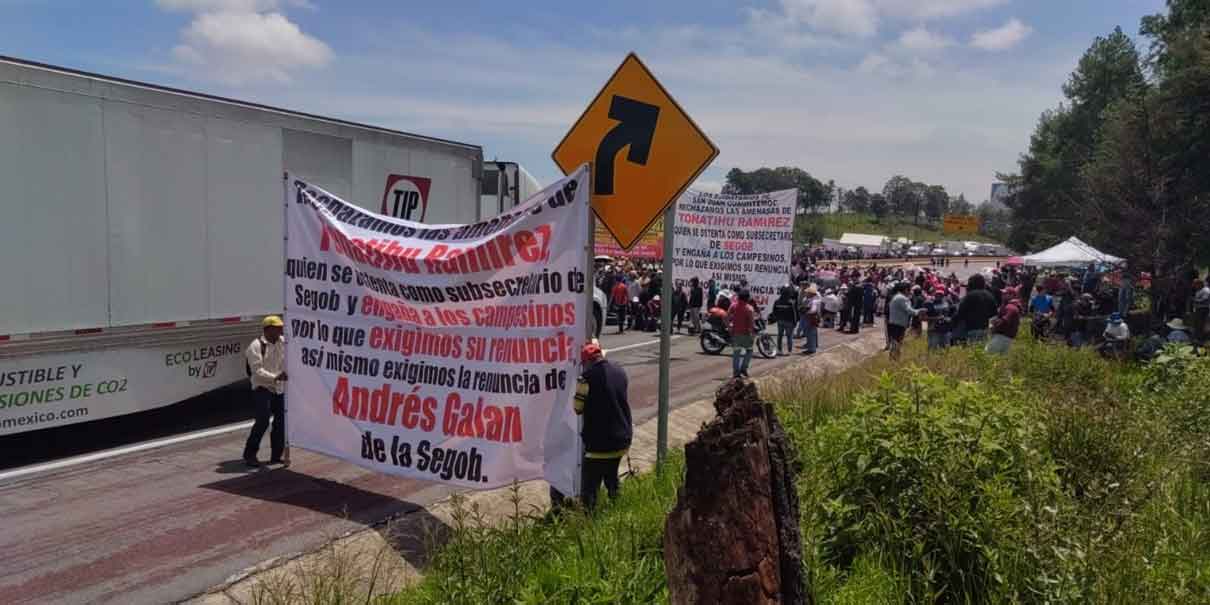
[
  {"xmin": 199, "ymin": 469, "xmax": 451, "ymax": 569},
  {"xmin": 213, "ymin": 459, "xmax": 260, "ymax": 474},
  {"xmin": 201, "ymin": 469, "xmax": 417, "ymax": 525}
]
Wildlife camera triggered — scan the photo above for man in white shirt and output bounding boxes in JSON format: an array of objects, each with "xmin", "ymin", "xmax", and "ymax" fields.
[
  {"xmin": 821, "ymin": 289, "xmax": 841, "ymax": 328},
  {"xmin": 626, "ymin": 273, "xmax": 642, "ymax": 331},
  {"xmin": 244, "ymin": 315, "xmax": 288, "ymax": 468},
  {"xmin": 1103, "ymin": 312, "xmax": 1130, "ymax": 341},
  {"xmin": 801, "ymin": 286, "xmax": 822, "ymax": 354}
]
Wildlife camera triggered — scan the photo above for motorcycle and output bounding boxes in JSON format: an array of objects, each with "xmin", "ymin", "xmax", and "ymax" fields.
[
  {"xmin": 1031, "ymin": 312, "xmax": 1052, "ymax": 340},
  {"xmin": 699, "ymin": 311, "xmax": 776, "ymax": 359}
]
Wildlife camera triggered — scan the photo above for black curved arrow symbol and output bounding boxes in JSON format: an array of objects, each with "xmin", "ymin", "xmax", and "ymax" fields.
[{"xmin": 594, "ymin": 95, "xmax": 660, "ymax": 195}]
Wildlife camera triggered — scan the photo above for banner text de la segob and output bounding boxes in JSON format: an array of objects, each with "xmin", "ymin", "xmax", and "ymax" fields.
[{"xmin": 284, "ymin": 166, "xmax": 588, "ymax": 495}]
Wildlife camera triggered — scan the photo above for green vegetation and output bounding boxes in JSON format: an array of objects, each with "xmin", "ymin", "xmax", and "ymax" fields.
[
  {"xmin": 785, "ymin": 338, "xmax": 1210, "ymax": 604},
  {"xmin": 1003, "ymin": 1, "xmax": 1210, "ymax": 284},
  {"xmin": 804, "ymin": 212, "xmax": 1000, "ymax": 245},
  {"xmin": 395, "ymin": 457, "xmax": 684, "ymax": 605},
  {"xmin": 271, "ymin": 334, "xmax": 1210, "ymax": 604}
]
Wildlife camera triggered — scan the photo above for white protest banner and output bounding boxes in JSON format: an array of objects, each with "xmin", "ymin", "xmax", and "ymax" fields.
[
  {"xmin": 284, "ymin": 167, "xmax": 588, "ymax": 495},
  {"xmin": 671, "ymin": 189, "xmax": 797, "ymax": 308}
]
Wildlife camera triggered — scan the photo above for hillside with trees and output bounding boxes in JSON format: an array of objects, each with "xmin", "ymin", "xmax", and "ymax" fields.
[
  {"xmin": 721, "ymin": 167, "xmax": 1003, "ymax": 245},
  {"xmin": 998, "ymin": 0, "xmax": 1210, "ymax": 308}
]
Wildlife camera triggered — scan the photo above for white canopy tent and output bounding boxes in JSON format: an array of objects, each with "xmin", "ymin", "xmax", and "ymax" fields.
[{"xmin": 1022, "ymin": 237, "xmax": 1123, "ymax": 267}]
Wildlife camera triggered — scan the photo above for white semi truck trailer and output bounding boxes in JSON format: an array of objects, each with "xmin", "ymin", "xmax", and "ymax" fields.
[
  {"xmin": 0, "ymin": 56, "xmax": 488, "ymax": 435},
  {"xmin": 479, "ymin": 161, "xmax": 541, "ymax": 219}
]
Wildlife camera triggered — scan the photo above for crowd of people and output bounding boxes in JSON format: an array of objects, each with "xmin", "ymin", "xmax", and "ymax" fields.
[
  {"xmin": 597, "ymin": 253, "xmax": 1009, "ymax": 363},
  {"xmin": 594, "ymin": 248, "xmax": 1210, "ymax": 373},
  {"xmin": 1006, "ymin": 263, "xmax": 1207, "ymax": 360},
  {"xmin": 570, "ymin": 253, "xmax": 1210, "ymax": 510},
  {"xmin": 567, "ymin": 248, "xmax": 1210, "ymax": 513}
]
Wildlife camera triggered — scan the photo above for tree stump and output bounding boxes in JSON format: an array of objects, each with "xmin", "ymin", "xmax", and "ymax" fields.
[{"xmin": 664, "ymin": 379, "xmax": 807, "ymax": 605}]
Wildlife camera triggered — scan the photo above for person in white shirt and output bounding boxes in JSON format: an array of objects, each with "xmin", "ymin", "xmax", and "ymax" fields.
[
  {"xmin": 716, "ymin": 287, "xmax": 736, "ymax": 309},
  {"xmin": 244, "ymin": 315, "xmax": 288, "ymax": 468},
  {"xmin": 821, "ymin": 289, "xmax": 841, "ymax": 328},
  {"xmin": 1103, "ymin": 312, "xmax": 1130, "ymax": 341},
  {"xmin": 626, "ymin": 273, "xmax": 642, "ymax": 331},
  {"xmin": 801, "ymin": 286, "xmax": 822, "ymax": 354}
]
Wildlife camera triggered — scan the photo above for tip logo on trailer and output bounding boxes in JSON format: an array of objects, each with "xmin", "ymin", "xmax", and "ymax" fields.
[{"xmin": 381, "ymin": 175, "xmax": 432, "ymax": 221}]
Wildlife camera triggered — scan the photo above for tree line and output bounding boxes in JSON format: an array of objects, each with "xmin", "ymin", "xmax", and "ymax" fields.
[
  {"xmin": 999, "ymin": 0, "xmax": 1209, "ymax": 289},
  {"xmin": 722, "ymin": 167, "xmax": 984, "ymax": 241}
]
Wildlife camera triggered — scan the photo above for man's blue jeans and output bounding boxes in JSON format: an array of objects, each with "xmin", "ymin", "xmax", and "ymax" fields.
[
  {"xmin": 803, "ymin": 325, "xmax": 819, "ymax": 353},
  {"xmin": 928, "ymin": 331, "xmax": 951, "ymax": 350},
  {"xmin": 732, "ymin": 334, "xmax": 754, "ymax": 376},
  {"xmin": 777, "ymin": 321, "xmax": 795, "ymax": 354}
]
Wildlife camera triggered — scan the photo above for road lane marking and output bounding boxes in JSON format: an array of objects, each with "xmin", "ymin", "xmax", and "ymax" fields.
[
  {"xmin": 603, "ymin": 334, "xmax": 684, "ymax": 354},
  {"xmin": 0, "ymin": 421, "xmax": 254, "ymax": 485}
]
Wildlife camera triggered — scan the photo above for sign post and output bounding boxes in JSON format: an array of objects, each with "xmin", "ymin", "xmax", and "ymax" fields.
[
  {"xmin": 552, "ymin": 52, "xmax": 718, "ymax": 470},
  {"xmin": 657, "ymin": 205, "xmax": 674, "ymax": 465}
]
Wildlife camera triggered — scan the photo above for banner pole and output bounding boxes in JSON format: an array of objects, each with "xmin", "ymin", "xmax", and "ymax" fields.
[
  {"xmin": 657, "ymin": 205, "xmax": 674, "ymax": 468},
  {"xmin": 281, "ymin": 171, "xmax": 291, "ymax": 465},
  {"xmin": 577, "ymin": 166, "xmax": 594, "ymax": 499}
]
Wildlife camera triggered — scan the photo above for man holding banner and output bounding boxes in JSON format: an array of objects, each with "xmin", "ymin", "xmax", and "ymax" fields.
[
  {"xmin": 573, "ymin": 341, "xmax": 633, "ymax": 510},
  {"xmin": 282, "ymin": 166, "xmax": 587, "ymax": 499},
  {"xmin": 243, "ymin": 315, "xmax": 288, "ymax": 468}
]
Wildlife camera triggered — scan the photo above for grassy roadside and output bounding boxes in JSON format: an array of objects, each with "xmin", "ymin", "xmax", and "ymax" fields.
[
  {"xmin": 257, "ymin": 333, "xmax": 1210, "ymax": 604},
  {"xmin": 380, "ymin": 344, "xmax": 916, "ymax": 605},
  {"xmin": 781, "ymin": 337, "xmax": 1210, "ymax": 603},
  {"xmin": 393, "ymin": 456, "xmax": 684, "ymax": 605}
]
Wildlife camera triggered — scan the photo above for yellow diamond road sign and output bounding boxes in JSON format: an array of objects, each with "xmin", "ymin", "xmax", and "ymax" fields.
[{"xmin": 552, "ymin": 53, "xmax": 719, "ymax": 251}]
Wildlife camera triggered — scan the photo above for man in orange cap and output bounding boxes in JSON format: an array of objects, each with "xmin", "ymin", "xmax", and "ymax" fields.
[{"xmin": 573, "ymin": 339, "xmax": 632, "ymax": 510}]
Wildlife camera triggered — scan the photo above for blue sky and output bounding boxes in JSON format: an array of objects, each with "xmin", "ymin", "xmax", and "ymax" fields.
[{"xmin": 0, "ymin": 0, "xmax": 1169, "ymax": 202}]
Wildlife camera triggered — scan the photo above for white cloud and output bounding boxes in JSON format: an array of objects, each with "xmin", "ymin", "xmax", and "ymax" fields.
[
  {"xmin": 772, "ymin": 0, "xmax": 1006, "ymax": 37},
  {"xmin": 164, "ymin": 19, "xmax": 1065, "ymax": 205},
  {"xmin": 172, "ymin": 11, "xmax": 331, "ymax": 83},
  {"xmin": 745, "ymin": 8, "xmax": 852, "ymax": 49},
  {"xmin": 971, "ymin": 18, "xmax": 1033, "ymax": 51},
  {"xmin": 878, "ymin": 0, "xmax": 1007, "ymax": 21},
  {"xmin": 896, "ymin": 26, "xmax": 953, "ymax": 51},
  {"xmin": 779, "ymin": 0, "xmax": 879, "ymax": 37},
  {"xmin": 156, "ymin": 0, "xmax": 312, "ymax": 10},
  {"xmin": 856, "ymin": 52, "xmax": 936, "ymax": 78},
  {"xmin": 857, "ymin": 52, "xmax": 889, "ymax": 73},
  {"xmin": 157, "ymin": 0, "xmax": 273, "ymax": 11},
  {"xmin": 158, "ymin": 0, "xmax": 329, "ymax": 84}
]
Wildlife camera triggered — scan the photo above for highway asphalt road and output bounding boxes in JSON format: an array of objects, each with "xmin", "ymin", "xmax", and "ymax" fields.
[{"xmin": 0, "ymin": 262, "xmax": 995, "ymax": 604}]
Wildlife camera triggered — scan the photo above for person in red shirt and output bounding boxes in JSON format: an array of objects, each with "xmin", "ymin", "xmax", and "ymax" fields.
[
  {"xmin": 986, "ymin": 298, "xmax": 1022, "ymax": 355},
  {"xmin": 610, "ymin": 277, "xmax": 629, "ymax": 334},
  {"xmin": 728, "ymin": 289, "xmax": 756, "ymax": 379}
]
